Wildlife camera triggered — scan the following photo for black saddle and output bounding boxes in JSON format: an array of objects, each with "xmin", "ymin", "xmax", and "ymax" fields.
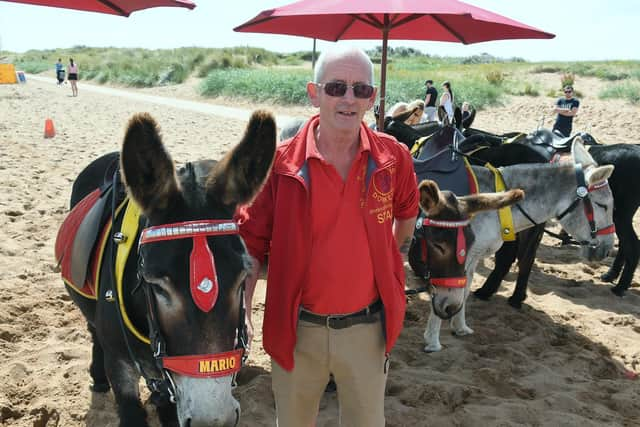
[
  {"xmin": 516, "ymin": 128, "xmax": 587, "ymax": 162},
  {"xmin": 70, "ymin": 165, "xmax": 126, "ymax": 287},
  {"xmin": 413, "ymin": 147, "xmax": 471, "ymax": 197},
  {"xmin": 456, "ymin": 133, "xmax": 499, "ymax": 154},
  {"xmin": 525, "ymin": 128, "xmax": 575, "ymax": 151}
]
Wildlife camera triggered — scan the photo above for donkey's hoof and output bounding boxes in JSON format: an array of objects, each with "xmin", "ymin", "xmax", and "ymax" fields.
[
  {"xmin": 452, "ymin": 326, "xmax": 474, "ymax": 337},
  {"xmin": 601, "ymin": 270, "xmax": 620, "ymax": 283},
  {"xmin": 611, "ymin": 285, "xmax": 626, "ymax": 297},
  {"xmin": 90, "ymin": 382, "xmax": 110, "ymax": 393},
  {"xmin": 473, "ymin": 288, "xmax": 493, "ymax": 301},
  {"xmin": 507, "ymin": 296, "xmax": 524, "ymax": 309},
  {"xmin": 423, "ymin": 343, "xmax": 442, "ymax": 353}
]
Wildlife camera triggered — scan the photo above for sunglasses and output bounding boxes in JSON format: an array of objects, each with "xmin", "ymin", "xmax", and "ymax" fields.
[
  {"xmin": 316, "ymin": 82, "xmax": 375, "ymax": 99},
  {"xmin": 564, "ymin": 89, "xmax": 573, "ymax": 94}
]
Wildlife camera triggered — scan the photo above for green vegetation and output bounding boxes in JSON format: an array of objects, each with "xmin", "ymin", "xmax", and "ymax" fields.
[
  {"xmin": 200, "ymin": 68, "xmax": 312, "ymax": 104},
  {"xmin": 4, "ymin": 46, "xmax": 639, "ymax": 107},
  {"xmin": 532, "ymin": 60, "xmax": 640, "ymax": 82},
  {"xmin": 599, "ymin": 82, "xmax": 640, "ymax": 104}
]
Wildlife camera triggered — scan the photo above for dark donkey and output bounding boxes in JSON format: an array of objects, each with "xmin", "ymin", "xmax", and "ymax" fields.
[{"xmin": 55, "ymin": 111, "xmax": 276, "ymax": 426}]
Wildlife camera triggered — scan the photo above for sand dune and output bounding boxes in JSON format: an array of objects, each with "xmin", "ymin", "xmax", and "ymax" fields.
[{"xmin": 1, "ymin": 74, "xmax": 639, "ymax": 426}]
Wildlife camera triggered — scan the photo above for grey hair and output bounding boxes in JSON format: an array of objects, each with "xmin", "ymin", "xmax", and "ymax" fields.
[{"xmin": 313, "ymin": 45, "xmax": 374, "ymax": 85}]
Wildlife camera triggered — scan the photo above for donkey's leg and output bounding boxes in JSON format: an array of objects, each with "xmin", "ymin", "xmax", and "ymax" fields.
[
  {"xmin": 602, "ymin": 249, "xmax": 624, "ymax": 283},
  {"xmin": 602, "ymin": 209, "xmax": 627, "ymax": 283},
  {"xmin": 88, "ymin": 324, "xmax": 110, "ymax": 393},
  {"xmin": 612, "ymin": 212, "xmax": 639, "ymax": 296},
  {"xmin": 474, "ymin": 240, "xmax": 517, "ymax": 300},
  {"xmin": 451, "ymin": 274, "xmax": 475, "ymax": 337},
  {"xmin": 509, "ymin": 225, "xmax": 544, "ymax": 309},
  {"xmin": 424, "ymin": 312, "xmax": 443, "ymax": 353},
  {"xmin": 450, "ymin": 300, "xmax": 474, "ymax": 337},
  {"xmin": 105, "ymin": 357, "xmax": 149, "ymax": 427},
  {"xmin": 150, "ymin": 391, "xmax": 178, "ymax": 427}
]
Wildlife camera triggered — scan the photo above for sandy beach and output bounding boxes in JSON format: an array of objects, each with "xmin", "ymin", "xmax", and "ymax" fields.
[{"xmin": 1, "ymin": 73, "xmax": 639, "ymax": 426}]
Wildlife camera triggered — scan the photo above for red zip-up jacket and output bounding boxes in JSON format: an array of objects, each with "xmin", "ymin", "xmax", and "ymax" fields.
[{"xmin": 240, "ymin": 115, "xmax": 419, "ymax": 371}]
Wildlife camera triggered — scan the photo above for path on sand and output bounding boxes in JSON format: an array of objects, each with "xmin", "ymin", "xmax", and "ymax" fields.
[{"xmin": 27, "ymin": 74, "xmax": 298, "ymax": 125}]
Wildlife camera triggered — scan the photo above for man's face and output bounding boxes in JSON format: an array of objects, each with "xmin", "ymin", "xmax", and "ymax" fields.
[
  {"xmin": 307, "ymin": 55, "xmax": 377, "ymax": 133},
  {"xmin": 564, "ymin": 88, "xmax": 573, "ymax": 99}
]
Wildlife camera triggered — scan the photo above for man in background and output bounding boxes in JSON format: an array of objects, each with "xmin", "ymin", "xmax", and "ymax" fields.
[
  {"xmin": 553, "ymin": 85, "xmax": 580, "ymax": 137},
  {"xmin": 55, "ymin": 58, "xmax": 65, "ymax": 85},
  {"xmin": 423, "ymin": 79, "xmax": 438, "ymax": 122}
]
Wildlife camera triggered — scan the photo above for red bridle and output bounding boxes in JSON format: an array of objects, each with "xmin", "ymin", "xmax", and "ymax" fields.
[
  {"xmin": 140, "ymin": 220, "xmax": 239, "ymax": 312},
  {"xmin": 139, "ymin": 219, "xmax": 244, "ymax": 379},
  {"xmin": 419, "ymin": 217, "xmax": 470, "ymax": 288}
]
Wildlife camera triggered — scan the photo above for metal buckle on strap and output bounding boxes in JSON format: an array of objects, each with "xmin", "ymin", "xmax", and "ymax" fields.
[{"xmin": 326, "ymin": 315, "xmax": 342, "ymax": 329}]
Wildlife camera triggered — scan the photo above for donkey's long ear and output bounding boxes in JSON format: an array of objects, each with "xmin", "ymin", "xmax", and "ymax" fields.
[
  {"xmin": 418, "ymin": 180, "xmax": 445, "ymax": 216},
  {"xmin": 120, "ymin": 113, "xmax": 180, "ymax": 215},
  {"xmin": 586, "ymin": 164, "xmax": 614, "ymax": 185},
  {"xmin": 207, "ymin": 110, "xmax": 276, "ymax": 207},
  {"xmin": 459, "ymin": 189, "xmax": 525, "ymax": 216},
  {"xmin": 572, "ymin": 136, "xmax": 596, "ymax": 167}
]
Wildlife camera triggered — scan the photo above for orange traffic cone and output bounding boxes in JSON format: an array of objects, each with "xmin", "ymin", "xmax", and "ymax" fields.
[{"xmin": 44, "ymin": 118, "xmax": 55, "ymax": 138}]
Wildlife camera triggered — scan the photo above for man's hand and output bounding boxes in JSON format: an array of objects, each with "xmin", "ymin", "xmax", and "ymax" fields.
[
  {"xmin": 245, "ymin": 312, "xmax": 254, "ymax": 352},
  {"xmin": 243, "ymin": 255, "xmax": 261, "ymax": 352}
]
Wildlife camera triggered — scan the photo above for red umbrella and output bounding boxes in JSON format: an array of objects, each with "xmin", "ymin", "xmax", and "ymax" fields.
[
  {"xmin": 234, "ymin": 0, "xmax": 555, "ymax": 130},
  {"xmin": 1, "ymin": 0, "xmax": 195, "ymax": 16}
]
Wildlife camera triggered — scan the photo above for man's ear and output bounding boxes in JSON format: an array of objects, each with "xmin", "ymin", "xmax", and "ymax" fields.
[{"xmin": 307, "ymin": 82, "xmax": 320, "ymax": 107}]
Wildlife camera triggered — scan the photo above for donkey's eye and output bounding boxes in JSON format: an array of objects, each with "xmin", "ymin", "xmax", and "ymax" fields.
[
  {"xmin": 143, "ymin": 275, "xmax": 172, "ymax": 298},
  {"xmin": 595, "ymin": 202, "xmax": 608, "ymax": 210}
]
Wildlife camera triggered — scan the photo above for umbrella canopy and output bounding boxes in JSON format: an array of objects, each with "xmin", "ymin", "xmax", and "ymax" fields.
[
  {"xmin": 234, "ymin": 0, "xmax": 555, "ymax": 129},
  {"xmin": 1, "ymin": 0, "xmax": 195, "ymax": 16}
]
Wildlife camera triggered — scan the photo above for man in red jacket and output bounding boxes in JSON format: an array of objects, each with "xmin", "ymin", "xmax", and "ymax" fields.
[{"xmin": 240, "ymin": 46, "xmax": 419, "ymax": 426}]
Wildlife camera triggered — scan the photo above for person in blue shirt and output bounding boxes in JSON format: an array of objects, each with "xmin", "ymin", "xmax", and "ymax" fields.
[
  {"xmin": 553, "ymin": 85, "xmax": 580, "ymax": 137},
  {"xmin": 55, "ymin": 58, "xmax": 65, "ymax": 85}
]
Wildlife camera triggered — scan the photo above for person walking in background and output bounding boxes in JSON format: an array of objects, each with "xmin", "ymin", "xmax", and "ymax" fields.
[
  {"xmin": 67, "ymin": 58, "xmax": 78, "ymax": 97},
  {"xmin": 553, "ymin": 85, "xmax": 580, "ymax": 137},
  {"xmin": 440, "ymin": 80, "xmax": 454, "ymax": 123},
  {"xmin": 55, "ymin": 58, "xmax": 65, "ymax": 85},
  {"xmin": 423, "ymin": 79, "xmax": 438, "ymax": 122},
  {"xmin": 239, "ymin": 46, "xmax": 419, "ymax": 427}
]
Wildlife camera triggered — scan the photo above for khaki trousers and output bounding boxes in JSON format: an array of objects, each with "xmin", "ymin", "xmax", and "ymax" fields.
[{"xmin": 271, "ymin": 316, "xmax": 387, "ymax": 427}]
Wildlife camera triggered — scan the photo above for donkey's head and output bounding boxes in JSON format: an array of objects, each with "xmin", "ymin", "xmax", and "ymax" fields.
[
  {"xmin": 121, "ymin": 111, "xmax": 276, "ymax": 427},
  {"xmin": 557, "ymin": 138, "xmax": 615, "ymax": 261},
  {"xmin": 413, "ymin": 180, "xmax": 524, "ymax": 320}
]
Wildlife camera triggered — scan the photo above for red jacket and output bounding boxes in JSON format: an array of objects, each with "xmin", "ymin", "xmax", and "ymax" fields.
[{"xmin": 240, "ymin": 115, "xmax": 419, "ymax": 371}]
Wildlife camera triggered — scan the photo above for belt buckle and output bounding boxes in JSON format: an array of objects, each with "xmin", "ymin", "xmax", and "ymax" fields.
[
  {"xmin": 325, "ymin": 315, "xmax": 339, "ymax": 329},
  {"xmin": 326, "ymin": 315, "xmax": 341, "ymax": 329}
]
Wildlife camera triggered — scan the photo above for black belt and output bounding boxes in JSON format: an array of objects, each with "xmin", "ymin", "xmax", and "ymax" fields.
[{"xmin": 299, "ymin": 300, "xmax": 382, "ymax": 329}]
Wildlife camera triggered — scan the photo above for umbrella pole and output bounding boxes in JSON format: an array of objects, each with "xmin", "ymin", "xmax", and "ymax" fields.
[
  {"xmin": 312, "ymin": 39, "xmax": 317, "ymax": 70},
  {"xmin": 377, "ymin": 25, "xmax": 389, "ymax": 131}
]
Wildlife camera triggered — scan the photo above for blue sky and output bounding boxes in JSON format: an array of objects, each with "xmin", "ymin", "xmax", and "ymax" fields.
[{"xmin": 0, "ymin": 0, "xmax": 637, "ymax": 61}]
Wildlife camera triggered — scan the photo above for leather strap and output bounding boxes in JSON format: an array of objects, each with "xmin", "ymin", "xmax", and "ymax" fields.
[
  {"xmin": 485, "ymin": 163, "xmax": 516, "ymax": 241},
  {"xmin": 299, "ymin": 300, "xmax": 382, "ymax": 329}
]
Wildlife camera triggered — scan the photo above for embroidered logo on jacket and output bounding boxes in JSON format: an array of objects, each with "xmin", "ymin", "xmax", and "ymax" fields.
[{"xmin": 370, "ymin": 167, "xmax": 395, "ymax": 223}]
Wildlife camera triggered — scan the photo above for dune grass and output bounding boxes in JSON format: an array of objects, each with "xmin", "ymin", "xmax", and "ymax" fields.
[
  {"xmin": 599, "ymin": 82, "xmax": 640, "ymax": 104},
  {"xmin": 5, "ymin": 47, "xmax": 639, "ymax": 107}
]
